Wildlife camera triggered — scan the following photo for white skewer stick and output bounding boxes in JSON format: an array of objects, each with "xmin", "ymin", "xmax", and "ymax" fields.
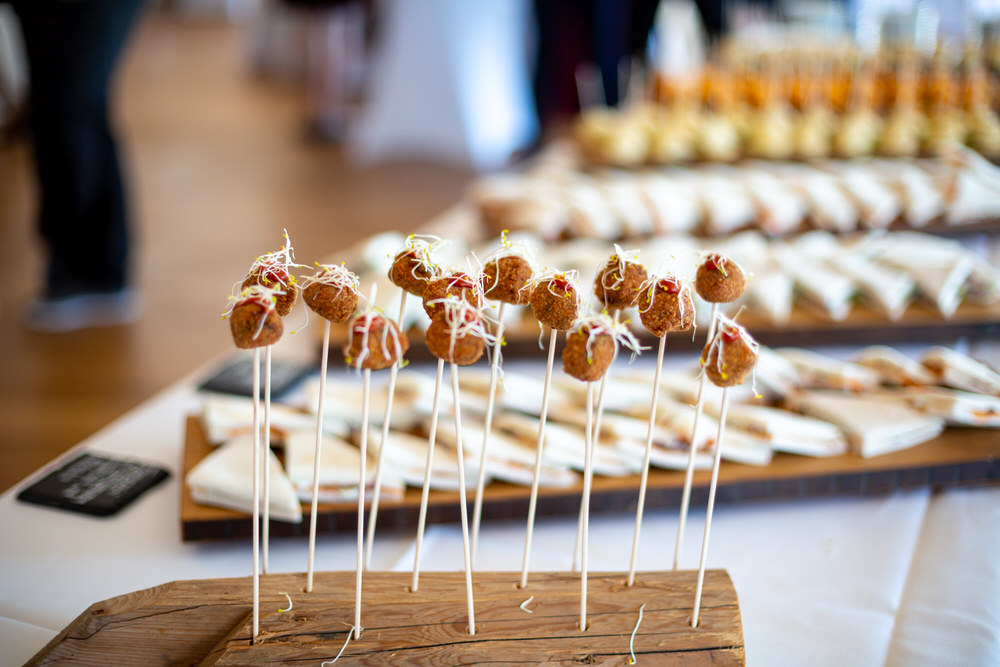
[
  {"xmin": 572, "ymin": 358, "xmax": 610, "ymax": 572},
  {"xmin": 451, "ymin": 364, "xmax": 477, "ymax": 635},
  {"xmin": 471, "ymin": 300, "xmax": 506, "ymax": 568},
  {"xmin": 519, "ymin": 327, "xmax": 558, "ymax": 589},
  {"xmin": 251, "ymin": 347, "xmax": 261, "ymax": 642},
  {"xmin": 692, "ymin": 387, "xmax": 730, "ymax": 628},
  {"xmin": 262, "ymin": 344, "xmax": 272, "ymax": 574},
  {"xmin": 626, "ymin": 332, "xmax": 667, "ymax": 586},
  {"xmin": 411, "ymin": 358, "xmax": 445, "ymax": 592},
  {"xmin": 572, "ymin": 311, "xmax": 618, "ymax": 572},
  {"xmin": 365, "ymin": 291, "xmax": 407, "ymax": 570},
  {"xmin": 354, "ymin": 368, "xmax": 371, "ymax": 640},
  {"xmin": 674, "ymin": 302, "xmax": 719, "ymax": 571},
  {"xmin": 579, "ymin": 382, "xmax": 595, "ymax": 631},
  {"xmin": 305, "ymin": 320, "xmax": 331, "ymax": 593}
]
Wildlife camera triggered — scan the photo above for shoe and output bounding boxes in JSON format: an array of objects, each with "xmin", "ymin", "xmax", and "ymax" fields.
[{"xmin": 24, "ymin": 288, "xmax": 142, "ymax": 333}]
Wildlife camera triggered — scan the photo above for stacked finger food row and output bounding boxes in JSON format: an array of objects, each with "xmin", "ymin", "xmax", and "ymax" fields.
[
  {"xmin": 347, "ymin": 228, "xmax": 999, "ymax": 336},
  {"xmin": 211, "ymin": 231, "xmax": 768, "ymax": 638},
  {"xmin": 473, "ymin": 143, "xmax": 1000, "ymax": 239},
  {"xmin": 599, "ymin": 47, "xmax": 1000, "ymax": 165}
]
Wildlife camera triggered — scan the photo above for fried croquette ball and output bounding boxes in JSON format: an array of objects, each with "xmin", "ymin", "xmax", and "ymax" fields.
[
  {"xmin": 303, "ymin": 282, "xmax": 358, "ymax": 323},
  {"xmin": 695, "ymin": 254, "xmax": 746, "ymax": 303},
  {"xmin": 343, "ymin": 315, "xmax": 409, "ymax": 371},
  {"xmin": 593, "ymin": 252, "xmax": 647, "ymax": 310},
  {"xmin": 389, "ymin": 248, "xmax": 439, "ymax": 297},
  {"xmin": 701, "ymin": 322, "xmax": 758, "ymax": 387},
  {"xmin": 483, "ymin": 255, "xmax": 533, "ymax": 305},
  {"xmin": 422, "ymin": 272, "xmax": 480, "ymax": 319},
  {"xmin": 562, "ymin": 322, "xmax": 615, "ymax": 382},
  {"xmin": 302, "ymin": 265, "xmax": 360, "ymax": 323},
  {"xmin": 229, "ymin": 293, "xmax": 284, "ymax": 349},
  {"xmin": 638, "ymin": 276, "xmax": 695, "ymax": 337},
  {"xmin": 242, "ymin": 263, "xmax": 299, "ymax": 316},
  {"xmin": 425, "ymin": 316, "xmax": 487, "ymax": 366},
  {"xmin": 529, "ymin": 274, "xmax": 579, "ymax": 331}
]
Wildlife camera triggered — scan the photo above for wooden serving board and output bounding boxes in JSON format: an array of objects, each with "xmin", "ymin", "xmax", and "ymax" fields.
[
  {"xmin": 180, "ymin": 416, "xmax": 999, "ymax": 542},
  {"xmin": 27, "ymin": 570, "xmax": 744, "ymax": 666}
]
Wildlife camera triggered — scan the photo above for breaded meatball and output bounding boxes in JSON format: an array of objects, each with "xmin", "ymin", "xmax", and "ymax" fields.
[
  {"xmin": 483, "ymin": 255, "xmax": 533, "ymax": 305},
  {"xmin": 529, "ymin": 274, "xmax": 579, "ymax": 331},
  {"xmin": 242, "ymin": 264, "xmax": 299, "ymax": 316},
  {"xmin": 344, "ymin": 315, "xmax": 409, "ymax": 371},
  {"xmin": 694, "ymin": 254, "xmax": 746, "ymax": 304},
  {"xmin": 422, "ymin": 272, "xmax": 480, "ymax": 319},
  {"xmin": 230, "ymin": 300, "xmax": 283, "ymax": 349},
  {"xmin": 593, "ymin": 254, "xmax": 647, "ymax": 310},
  {"xmin": 562, "ymin": 323, "xmax": 615, "ymax": 382},
  {"xmin": 303, "ymin": 282, "xmax": 358, "ymax": 323},
  {"xmin": 638, "ymin": 277, "xmax": 695, "ymax": 337},
  {"xmin": 425, "ymin": 317, "xmax": 486, "ymax": 366},
  {"xmin": 701, "ymin": 323, "xmax": 758, "ymax": 387},
  {"xmin": 389, "ymin": 248, "xmax": 439, "ymax": 297}
]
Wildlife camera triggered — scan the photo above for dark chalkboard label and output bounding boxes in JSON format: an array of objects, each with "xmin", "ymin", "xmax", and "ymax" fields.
[{"xmin": 17, "ymin": 453, "xmax": 169, "ymax": 517}]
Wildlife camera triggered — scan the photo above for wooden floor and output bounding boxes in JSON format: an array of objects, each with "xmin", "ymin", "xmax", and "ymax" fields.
[{"xmin": 0, "ymin": 11, "xmax": 473, "ymax": 493}]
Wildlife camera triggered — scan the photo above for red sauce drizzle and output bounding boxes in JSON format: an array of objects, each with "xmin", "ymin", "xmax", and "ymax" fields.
[
  {"xmin": 259, "ymin": 262, "xmax": 290, "ymax": 286},
  {"xmin": 658, "ymin": 277, "xmax": 681, "ymax": 294},
  {"xmin": 352, "ymin": 315, "xmax": 384, "ymax": 336},
  {"xmin": 721, "ymin": 324, "xmax": 740, "ymax": 342},
  {"xmin": 705, "ymin": 254, "xmax": 727, "ymax": 272},
  {"xmin": 550, "ymin": 274, "xmax": 574, "ymax": 295}
]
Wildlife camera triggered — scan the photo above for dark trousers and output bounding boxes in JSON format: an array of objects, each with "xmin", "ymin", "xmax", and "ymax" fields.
[{"xmin": 12, "ymin": 0, "xmax": 146, "ymax": 297}]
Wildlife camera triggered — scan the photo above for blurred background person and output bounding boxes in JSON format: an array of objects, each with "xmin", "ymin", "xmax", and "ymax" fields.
[{"xmin": 11, "ymin": 0, "xmax": 147, "ymax": 332}]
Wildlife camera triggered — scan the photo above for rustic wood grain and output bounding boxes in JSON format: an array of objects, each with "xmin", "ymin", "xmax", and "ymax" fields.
[
  {"xmin": 29, "ymin": 571, "xmax": 744, "ymax": 666},
  {"xmin": 181, "ymin": 414, "xmax": 1000, "ymax": 541}
]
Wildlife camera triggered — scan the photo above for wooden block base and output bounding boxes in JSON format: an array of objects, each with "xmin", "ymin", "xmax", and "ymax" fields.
[{"xmin": 28, "ymin": 570, "xmax": 744, "ymax": 665}]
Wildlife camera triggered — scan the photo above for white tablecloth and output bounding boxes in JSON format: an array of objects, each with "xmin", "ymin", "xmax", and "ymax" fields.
[{"xmin": 1, "ymin": 363, "xmax": 997, "ymax": 666}]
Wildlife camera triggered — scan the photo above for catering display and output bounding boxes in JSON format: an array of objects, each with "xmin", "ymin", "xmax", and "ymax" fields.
[
  {"xmin": 472, "ymin": 143, "xmax": 1000, "ymax": 239},
  {"xmin": 184, "ymin": 234, "xmax": 999, "ymax": 544},
  {"xmin": 45, "ymin": 231, "xmax": 993, "ymax": 664},
  {"xmin": 117, "ymin": 235, "xmax": 761, "ymax": 663}
]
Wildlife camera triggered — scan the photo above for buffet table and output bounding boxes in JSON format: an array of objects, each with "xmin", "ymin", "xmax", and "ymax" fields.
[{"xmin": 0, "ymin": 350, "xmax": 997, "ymax": 666}]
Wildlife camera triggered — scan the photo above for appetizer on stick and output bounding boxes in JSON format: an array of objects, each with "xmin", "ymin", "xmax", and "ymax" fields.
[
  {"xmin": 222, "ymin": 283, "xmax": 288, "ymax": 642},
  {"xmin": 422, "ymin": 270, "xmax": 483, "ymax": 319},
  {"xmin": 227, "ymin": 285, "xmax": 284, "ymax": 349},
  {"xmin": 695, "ymin": 253, "xmax": 747, "ymax": 303},
  {"xmin": 520, "ymin": 268, "xmax": 582, "ymax": 588},
  {"xmin": 628, "ymin": 272, "xmax": 694, "ymax": 585},
  {"xmin": 388, "ymin": 234, "xmax": 444, "ymax": 297},
  {"xmin": 560, "ymin": 311, "xmax": 642, "ymax": 630},
  {"xmin": 692, "ymin": 317, "xmax": 759, "ymax": 628},
  {"xmin": 344, "ymin": 310, "xmax": 410, "ymax": 371},
  {"xmin": 483, "ymin": 233, "xmax": 534, "ymax": 305},
  {"xmin": 527, "ymin": 269, "xmax": 582, "ymax": 332},
  {"xmin": 301, "ymin": 261, "xmax": 360, "ymax": 591},
  {"xmin": 593, "ymin": 245, "xmax": 647, "ymax": 311},
  {"xmin": 301, "ymin": 263, "xmax": 360, "ymax": 323},
  {"xmin": 472, "ymin": 232, "xmax": 536, "ymax": 565},
  {"xmin": 241, "ymin": 230, "xmax": 301, "ymax": 317},
  {"xmin": 343, "ymin": 294, "xmax": 408, "ymax": 639},
  {"xmin": 423, "ymin": 296, "xmax": 497, "ymax": 635},
  {"xmin": 637, "ymin": 274, "xmax": 695, "ymax": 337}
]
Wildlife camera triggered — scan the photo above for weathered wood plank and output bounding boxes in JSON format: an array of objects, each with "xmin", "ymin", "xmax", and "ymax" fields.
[{"xmin": 30, "ymin": 571, "xmax": 744, "ymax": 666}]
